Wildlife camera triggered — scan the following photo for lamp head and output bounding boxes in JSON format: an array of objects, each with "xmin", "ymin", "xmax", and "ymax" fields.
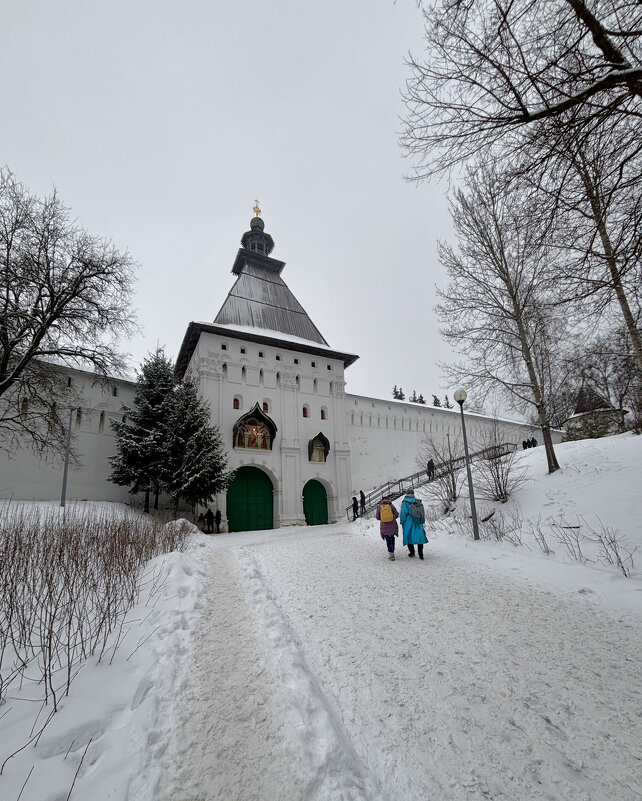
[{"xmin": 453, "ymin": 388, "xmax": 467, "ymax": 406}]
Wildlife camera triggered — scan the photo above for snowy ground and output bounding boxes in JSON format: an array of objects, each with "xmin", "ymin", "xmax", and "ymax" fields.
[{"xmin": 2, "ymin": 435, "xmax": 641, "ymax": 800}]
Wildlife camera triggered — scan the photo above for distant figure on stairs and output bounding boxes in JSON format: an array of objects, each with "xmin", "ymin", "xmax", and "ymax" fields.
[
  {"xmin": 426, "ymin": 459, "xmax": 435, "ymax": 481},
  {"xmin": 360, "ymin": 489, "xmax": 366, "ymax": 516},
  {"xmin": 352, "ymin": 496, "xmax": 359, "ymax": 521}
]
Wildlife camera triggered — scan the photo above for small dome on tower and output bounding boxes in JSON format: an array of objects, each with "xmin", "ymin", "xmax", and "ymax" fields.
[{"xmin": 241, "ymin": 214, "xmax": 275, "ymax": 255}]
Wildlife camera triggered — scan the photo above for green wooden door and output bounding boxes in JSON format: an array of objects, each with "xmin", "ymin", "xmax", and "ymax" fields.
[
  {"xmin": 227, "ymin": 467, "xmax": 274, "ymax": 532},
  {"xmin": 303, "ymin": 480, "xmax": 328, "ymax": 526}
]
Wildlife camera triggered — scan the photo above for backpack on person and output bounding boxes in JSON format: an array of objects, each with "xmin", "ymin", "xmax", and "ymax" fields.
[
  {"xmin": 409, "ymin": 499, "xmax": 425, "ymax": 523},
  {"xmin": 380, "ymin": 502, "xmax": 394, "ymax": 523}
]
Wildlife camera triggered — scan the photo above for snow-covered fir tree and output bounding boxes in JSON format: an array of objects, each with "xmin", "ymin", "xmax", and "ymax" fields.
[
  {"xmin": 109, "ymin": 348, "xmax": 175, "ymax": 512},
  {"xmin": 162, "ymin": 374, "xmax": 232, "ymax": 512}
]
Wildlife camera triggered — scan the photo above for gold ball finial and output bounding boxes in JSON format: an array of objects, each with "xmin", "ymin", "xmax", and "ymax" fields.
[{"xmin": 253, "ymin": 199, "xmax": 261, "ymax": 217}]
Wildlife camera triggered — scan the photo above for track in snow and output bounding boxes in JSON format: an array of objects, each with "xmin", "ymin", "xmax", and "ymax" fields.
[{"xmin": 159, "ymin": 526, "xmax": 642, "ymax": 801}]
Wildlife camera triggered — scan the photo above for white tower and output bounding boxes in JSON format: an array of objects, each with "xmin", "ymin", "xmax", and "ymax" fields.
[{"xmin": 175, "ymin": 213, "xmax": 358, "ymax": 531}]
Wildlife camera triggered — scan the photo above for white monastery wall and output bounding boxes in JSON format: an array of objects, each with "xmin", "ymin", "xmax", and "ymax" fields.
[
  {"xmin": 0, "ymin": 215, "xmax": 565, "ymax": 521},
  {"xmin": 0, "ymin": 368, "xmax": 136, "ymax": 503},
  {"xmin": 0, "ymin": 359, "xmax": 562, "ymax": 516},
  {"xmin": 345, "ymin": 394, "xmax": 559, "ymax": 493}
]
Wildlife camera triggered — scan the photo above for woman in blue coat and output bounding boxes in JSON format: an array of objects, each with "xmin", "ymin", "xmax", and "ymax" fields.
[{"xmin": 400, "ymin": 489, "xmax": 428, "ymax": 559}]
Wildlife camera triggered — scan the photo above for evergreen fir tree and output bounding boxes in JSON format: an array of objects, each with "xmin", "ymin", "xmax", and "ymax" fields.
[
  {"xmin": 110, "ymin": 348, "xmax": 175, "ymax": 512},
  {"xmin": 410, "ymin": 389, "xmax": 418, "ymax": 402},
  {"xmin": 392, "ymin": 385, "xmax": 399, "ymax": 400},
  {"xmin": 443, "ymin": 395, "xmax": 454, "ymax": 409},
  {"xmin": 397, "ymin": 387, "xmax": 405, "ymax": 400},
  {"xmin": 432, "ymin": 394, "xmax": 441, "ymax": 407},
  {"xmin": 163, "ymin": 375, "xmax": 232, "ymax": 512},
  {"xmin": 417, "ymin": 394, "xmax": 426, "ymax": 404}
]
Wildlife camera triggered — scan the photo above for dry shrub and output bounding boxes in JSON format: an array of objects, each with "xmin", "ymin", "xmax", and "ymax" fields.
[
  {"xmin": 475, "ymin": 450, "xmax": 529, "ymax": 503},
  {"xmin": 478, "ymin": 506, "xmax": 525, "ymax": 545},
  {"xmin": 588, "ymin": 518, "xmax": 636, "ymax": 578},
  {"xmin": 0, "ymin": 505, "xmax": 190, "ymax": 719},
  {"xmin": 525, "ymin": 516, "xmax": 554, "ymax": 555}
]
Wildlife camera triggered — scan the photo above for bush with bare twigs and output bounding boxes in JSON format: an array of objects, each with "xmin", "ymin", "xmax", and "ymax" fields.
[
  {"xmin": 416, "ymin": 433, "xmax": 467, "ymax": 512},
  {"xmin": 480, "ymin": 507, "xmax": 526, "ymax": 546},
  {"xmin": 588, "ymin": 519, "xmax": 636, "ymax": 578},
  {"xmin": 474, "ymin": 446, "xmax": 529, "ymax": 504},
  {"xmin": 0, "ymin": 505, "xmax": 190, "ymax": 731},
  {"xmin": 437, "ymin": 505, "xmax": 636, "ymax": 578}
]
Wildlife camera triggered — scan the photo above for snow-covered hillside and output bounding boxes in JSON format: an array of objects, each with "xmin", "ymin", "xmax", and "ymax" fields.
[
  {"xmin": 415, "ymin": 433, "xmax": 642, "ymax": 615},
  {"xmin": 1, "ymin": 435, "xmax": 641, "ymax": 801}
]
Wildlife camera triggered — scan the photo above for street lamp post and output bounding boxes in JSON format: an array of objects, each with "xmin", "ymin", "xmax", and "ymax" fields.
[
  {"xmin": 60, "ymin": 406, "xmax": 75, "ymax": 508},
  {"xmin": 453, "ymin": 389, "xmax": 480, "ymax": 541}
]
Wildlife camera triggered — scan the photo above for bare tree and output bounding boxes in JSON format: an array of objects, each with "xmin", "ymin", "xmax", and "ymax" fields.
[
  {"xmin": 402, "ymin": 0, "xmax": 642, "ymax": 176},
  {"xmin": 0, "ymin": 169, "xmax": 136, "ymax": 457},
  {"xmin": 436, "ymin": 165, "xmax": 565, "ymax": 472},
  {"xmin": 416, "ymin": 432, "xmax": 466, "ymax": 511},
  {"xmin": 565, "ymin": 325, "xmax": 640, "ymax": 431},
  {"xmin": 472, "ymin": 419, "xmax": 529, "ymax": 503},
  {"xmin": 526, "ymin": 123, "xmax": 642, "ymax": 377}
]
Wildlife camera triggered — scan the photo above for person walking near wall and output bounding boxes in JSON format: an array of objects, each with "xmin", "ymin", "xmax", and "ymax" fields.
[
  {"xmin": 376, "ymin": 496, "xmax": 399, "ymax": 560},
  {"xmin": 214, "ymin": 509, "xmax": 222, "ymax": 533},
  {"xmin": 360, "ymin": 489, "xmax": 366, "ymax": 516},
  {"xmin": 400, "ymin": 489, "xmax": 428, "ymax": 559},
  {"xmin": 426, "ymin": 459, "xmax": 435, "ymax": 481},
  {"xmin": 205, "ymin": 507, "xmax": 214, "ymax": 533},
  {"xmin": 352, "ymin": 496, "xmax": 359, "ymax": 521}
]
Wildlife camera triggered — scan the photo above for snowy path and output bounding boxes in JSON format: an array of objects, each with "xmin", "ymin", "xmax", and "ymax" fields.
[
  {"xmin": 155, "ymin": 548, "xmax": 304, "ymax": 801},
  {"xmin": 160, "ymin": 526, "xmax": 642, "ymax": 801}
]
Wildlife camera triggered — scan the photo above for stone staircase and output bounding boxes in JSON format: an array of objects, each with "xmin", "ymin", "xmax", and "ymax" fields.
[{"xmin": 346, "ymin": 442, "xmax": 517, "ymax": 520}]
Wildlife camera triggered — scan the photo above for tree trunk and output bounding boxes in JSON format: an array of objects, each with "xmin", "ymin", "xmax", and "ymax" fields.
[
  {"xmin": 511, "ymin": 294, "xmax": 561, "ymax": 473},
  {"xmin": 578, "ymin": 167, "xmax": 642, "ymax": 379},
  {"xmin": 144, "ymin": 488, "xmax": 150, "ymax": 514},
  {"xmin": 539, "ymin": 420, "xmax": 561, "ymax": 474},
  {"xmin": 154, "ymin": 485, "xmax": 159, "ymax": 511}
]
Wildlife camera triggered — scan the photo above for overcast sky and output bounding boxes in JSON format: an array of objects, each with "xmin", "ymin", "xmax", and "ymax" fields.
[{"xmin": 2, "ymin": 1, "xmax": 461, "ymax": 404}]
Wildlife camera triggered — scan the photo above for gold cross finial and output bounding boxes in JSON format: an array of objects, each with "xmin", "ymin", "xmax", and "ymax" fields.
[{"xmin": 253, "ymin": 199, "xmax": 261, "ymax": 217}]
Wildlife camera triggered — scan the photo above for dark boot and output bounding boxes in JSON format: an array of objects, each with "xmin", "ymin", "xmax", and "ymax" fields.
[
  {"xmin": 407, "ymin": 544, "xmax": 415, "ymax": 557},
  {"xmin": 418, "ymin": 544, "xmax": 424, "ymax": 560}
]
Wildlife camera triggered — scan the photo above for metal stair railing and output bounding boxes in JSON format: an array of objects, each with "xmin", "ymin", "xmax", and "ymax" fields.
[{"xmin": 345, "ymin": 442, "xmax": 517, "ymax": 520}]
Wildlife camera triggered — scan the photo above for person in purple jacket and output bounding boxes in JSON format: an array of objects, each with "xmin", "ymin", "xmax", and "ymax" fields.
[{"xmin": 376, "ymin": 496, "xmax": 400, "ymax": 560}]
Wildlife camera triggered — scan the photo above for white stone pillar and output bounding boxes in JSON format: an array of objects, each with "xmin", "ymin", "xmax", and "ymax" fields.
[{"xmin": 278, "ymin": 371, "xmax": 302, "ymax": 525}]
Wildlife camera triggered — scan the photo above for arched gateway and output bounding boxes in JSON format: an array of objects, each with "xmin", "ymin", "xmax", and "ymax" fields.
[
  {"xmin": 303, "ymin": 479, "xmax": 328, "ymax": 525},
  {"xmin": 226, "ymin": 466, "xmax": 274, "ymax": 532}
]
